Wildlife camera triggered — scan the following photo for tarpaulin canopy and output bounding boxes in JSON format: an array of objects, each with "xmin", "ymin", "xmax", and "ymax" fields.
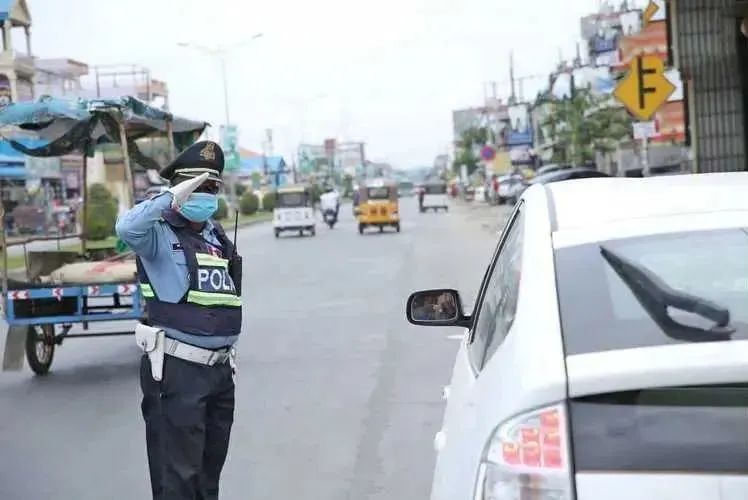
[{"xmin": 0, "ymin": 95, "xmax": 209, "ymax": 170}]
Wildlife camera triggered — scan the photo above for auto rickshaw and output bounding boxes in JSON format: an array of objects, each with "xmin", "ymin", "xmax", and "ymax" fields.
[
  {"xmin": 357, "ymin": 178, "xmax": 400, "ymax": 234},
  {"xmin": 419, "ymin": 180, "xmax": 449, "ymax": 212},
  {"xmin": 273, "ymin": 184, "xmax": 316, "ymax": 238}
]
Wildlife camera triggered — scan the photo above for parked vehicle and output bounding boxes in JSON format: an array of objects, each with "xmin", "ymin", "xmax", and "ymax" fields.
[
  {"xmin": 405, "ymin": 172, "xmax": 748, "ymax": 500},
  {"xmin": 273, "ymin": 184, "xmax": 316, "ymax": 238},
  {"xmin": 509, "ymin": 167, "xmax": 609, "ymax": 204},
  {"xmin": 463, "ymin": 185, "xmax": 475, "ymax": 202},
  {"xmin": 535, "ymin": 163, "xmax": 571, "ymax": 176},
  {"xmin": 496, "ymin": 173, "xmax": 523, "ymax": 204}
]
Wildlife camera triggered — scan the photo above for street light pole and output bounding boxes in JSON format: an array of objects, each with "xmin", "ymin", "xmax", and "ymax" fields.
[
  {"xmin": 177, "ymin": 33, "xmax": 264, "ymax": 217},
  {"xmin": 217, "ymin": 56, "xmax": 238, "ymax": 214},
  {"xmin": 220, "ymin": 56, "xmax": 231, "ymax": 126}
]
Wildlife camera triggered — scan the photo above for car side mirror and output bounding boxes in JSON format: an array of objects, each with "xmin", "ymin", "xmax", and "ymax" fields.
[{"xmin": 406, "ymin": 289, "xmax": 471, "ymax": 328}]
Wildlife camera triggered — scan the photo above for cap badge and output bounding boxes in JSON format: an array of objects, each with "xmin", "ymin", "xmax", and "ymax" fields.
[{"xmin": 200, "ymin": 142, "xmax": 216, "ymax": 161}]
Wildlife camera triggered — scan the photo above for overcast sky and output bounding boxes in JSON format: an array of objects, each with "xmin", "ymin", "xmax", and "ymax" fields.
[{"xmin": 29, "ymin": 0, "xmax": 628, "ymax": 168}]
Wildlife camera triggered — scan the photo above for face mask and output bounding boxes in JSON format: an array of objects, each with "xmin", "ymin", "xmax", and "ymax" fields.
[{"xmin": 178, "ymin": 193, "xmax": 218, "ymax": 222}]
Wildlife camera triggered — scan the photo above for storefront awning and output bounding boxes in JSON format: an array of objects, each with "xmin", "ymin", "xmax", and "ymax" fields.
[{"xmin": 0, "ymin": 164, "xmax": 27, "ymax": 179}]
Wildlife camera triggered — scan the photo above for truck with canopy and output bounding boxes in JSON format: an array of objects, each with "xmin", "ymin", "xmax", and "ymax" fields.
[{"xmin": 0, "ymin": 95, "xmax": 209, "ymax": 375}]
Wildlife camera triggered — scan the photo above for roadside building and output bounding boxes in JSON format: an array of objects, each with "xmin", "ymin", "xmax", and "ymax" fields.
[{"xmin": 670, "ymin": 0, "xmax": 748, "ymax": 172}]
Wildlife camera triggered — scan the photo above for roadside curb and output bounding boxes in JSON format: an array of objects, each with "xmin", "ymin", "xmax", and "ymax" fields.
[{"xmin": 220, "ymin": 213, "xmax": 273, "ymax": 229}]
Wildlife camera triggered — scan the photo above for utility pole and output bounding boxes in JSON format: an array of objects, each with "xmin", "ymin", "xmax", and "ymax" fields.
[
  {"xmin": 176, "ymin": 33, "xmax": 264, "ymax": 217},
  {"xmin": 509, "ymin": 51, "xmax": 516, "ymax": 104}
]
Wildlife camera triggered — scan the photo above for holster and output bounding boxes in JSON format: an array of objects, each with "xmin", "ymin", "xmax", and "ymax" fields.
[
  {"xmin": 228, "ymin": 254, "xmax": 243, "ymax": 297},
  {"xmin": 135, "ymin": 323, "xmax": 166, "ymax": 382}
]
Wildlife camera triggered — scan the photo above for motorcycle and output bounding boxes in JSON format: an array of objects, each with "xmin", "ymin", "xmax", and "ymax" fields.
[{"xmin": 323, "ymin": 208, "xmax": 338, "ymax": 229}]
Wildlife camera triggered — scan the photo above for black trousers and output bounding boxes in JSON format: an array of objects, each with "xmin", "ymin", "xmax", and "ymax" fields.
[{"xmin": 140, "ymin": 354, "xmax": 235, "ymax": 500}]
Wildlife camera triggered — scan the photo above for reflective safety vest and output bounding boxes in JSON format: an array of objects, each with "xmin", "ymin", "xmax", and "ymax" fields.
[{"xmin": 137, "ymin": 211, "xmax": 242, "ymax": 337}]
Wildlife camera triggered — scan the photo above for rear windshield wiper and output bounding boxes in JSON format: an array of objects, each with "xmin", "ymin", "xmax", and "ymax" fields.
[{"xmin": 599, "ymin": 246, "xmax": 735, "ymax": 342}]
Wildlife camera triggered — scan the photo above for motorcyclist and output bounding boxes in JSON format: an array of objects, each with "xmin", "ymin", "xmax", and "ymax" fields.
[{"xmin": 319, "ymin": 185, "xmax": 340, "ymax": 221}]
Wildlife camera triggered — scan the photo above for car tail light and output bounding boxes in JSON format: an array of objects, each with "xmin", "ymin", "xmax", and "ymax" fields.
[{"xmin": 475, "ymin": 403, "xmax": 573, "ymax": 500}]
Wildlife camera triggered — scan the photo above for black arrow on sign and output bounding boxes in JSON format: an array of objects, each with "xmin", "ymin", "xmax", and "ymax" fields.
[{"xmin": 637, "ymin": 55, "xmax": 658, "ymax": 110}]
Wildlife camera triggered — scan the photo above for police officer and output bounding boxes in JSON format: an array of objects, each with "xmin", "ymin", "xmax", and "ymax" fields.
[{"xmin": 116, "ymin": 140, "xmax": 242, "ymax": 500}]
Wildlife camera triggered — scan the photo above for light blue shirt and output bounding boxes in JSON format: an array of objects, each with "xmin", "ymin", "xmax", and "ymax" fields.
[{"xmin": 115, "ymin": 192, "xmax": 239, "ymax": 349}]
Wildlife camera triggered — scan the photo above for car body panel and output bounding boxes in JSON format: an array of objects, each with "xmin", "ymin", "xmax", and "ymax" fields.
[
  {"xmin": 566, "ymin": 342, "xmax": 748, "ymax": 398},
  {"xmin": 273, "ymin": 206, "xmax": 315, "ymax": 229},
  {"xmin": 576, "ymin": 474, "xmax": 748, "ymax": 500},
  {"xmin": 430, "ymin": 188, "xmax": 568, "ymax": 500},
  {"xmin": 428, "ymin": 173, "xmax": 748, "ymax": 500}
]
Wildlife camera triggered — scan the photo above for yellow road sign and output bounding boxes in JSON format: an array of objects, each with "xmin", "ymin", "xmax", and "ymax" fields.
[
  {"xmin": 614, "ymin": 55, "xmax": 675, "ymax": 121},
  {"xmin": 643, "ymin": 0, "xmax": 660, "ymax": 25}
]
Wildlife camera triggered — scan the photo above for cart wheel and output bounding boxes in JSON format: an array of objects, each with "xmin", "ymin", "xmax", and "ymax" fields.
[
  {"xmin": 310, "ymin": 227, "xmax": 316, "ymax": 237},
  {"xmin": 274, "ymin": 229, "xmax": 280, "ymax": 238},
  {"xmin": 358, "ymin": 224, "xmax": 364, "ymax": 235},
  {"xmin": 379, "ymin": 226, "xmax": 384, "ymax": 233},
  {"xmin": 25, "ymin": 325, "xmax": 55, "ymax": 376},
  {"xmin": 395, "ymin": 223, "xmax": 401, "ymax": 233},
  {"xmin": 299, "ymin": 229, "xmax": 304, "ymax": 237}
]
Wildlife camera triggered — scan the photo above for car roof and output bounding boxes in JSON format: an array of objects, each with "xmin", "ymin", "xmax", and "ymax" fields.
[
  {"xmin": 537, "ymin": 172, "xmax": 748, "ymax": 232},
  {"xmin": 530, "ymin": 167, "xmax": 600, "ymax": 184}
]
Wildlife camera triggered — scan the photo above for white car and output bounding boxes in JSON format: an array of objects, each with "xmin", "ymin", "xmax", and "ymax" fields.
[{"xmin": 406, "ymin": 172, "xmax": 748, "ymax": 500}]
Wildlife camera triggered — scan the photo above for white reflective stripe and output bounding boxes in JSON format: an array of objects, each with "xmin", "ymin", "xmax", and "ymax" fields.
[
  {"xmin": 164, "ymin": 338, "xmax": 232, "ymax": 366},
  {"xmin": 174, "ymin": 167, "xmax": 220, "ymax": 176}
]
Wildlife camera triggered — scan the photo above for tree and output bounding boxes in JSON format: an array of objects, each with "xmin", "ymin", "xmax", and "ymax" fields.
[
  {"xmin": 261, "ymin": 192, "xmax": 276, "ymax": 212},
  {"xmin": 85, "ymin": 183, "xmax": 118, "ymax": 241},
  {"xmin": 240, "ymin": 192, "xmax": 259, "ymax": 215},
  {"xmin": 214, "ymin": 197, "xmax": 228, "ymax": 220},
  {"xmin": 342, "ymin": 173, "xmax": 354, "ymax": 198},
  {"xmin": 452, "ymin": 126, "xmax": 492, "ymax": 177},
  {"xmin": 542, "ymin": 89, "xmax": 631, "ymax": 165}
]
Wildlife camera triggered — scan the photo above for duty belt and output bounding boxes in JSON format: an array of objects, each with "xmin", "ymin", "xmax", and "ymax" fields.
[{"xmin": 164, "ymin": 338, "xmax": 234, "ymax": 366}]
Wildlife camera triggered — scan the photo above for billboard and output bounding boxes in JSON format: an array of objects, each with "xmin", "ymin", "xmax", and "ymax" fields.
[
  {"xmin": 505, "ymin": 104, "xmax": 533, "ymax": 146},
  {"xmin": 298, "ymin": 144, "xmax": 327, "ymax": 174},
  {"xmin": 336, "ymin": 142, "xmax": 365, "ymax": 176}
]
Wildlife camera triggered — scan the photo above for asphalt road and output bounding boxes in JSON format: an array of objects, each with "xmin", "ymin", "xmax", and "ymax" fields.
[{"xmin": 0, "ymin": 198, "xmax": 508, "ymax": 500}]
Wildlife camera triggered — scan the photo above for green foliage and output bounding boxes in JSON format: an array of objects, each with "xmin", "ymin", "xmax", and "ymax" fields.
[
  {"xmin": 543, "ymin": 89, "xmax": 631, "ymax": 165},
  {"xmin": 85, "ymin": 183, "xmax": 118, "ymax": 241},
  {"xmin": 234, "ymin": 183, "xmax": 248, "ymax": 197},
  {"xmin": 250, "ymin": 172, "xmax": 262, "ymax": 188},
  {"xmin": 214, "ymin": 196, "xmax": 228, "ymax": 220},
  {"xmin": 261, "ymin": 191, "xmax": 276, "ymax": 212},
  {"xmin": 309, "ymin": 184, "xmax": 321, "ymax": 204},
  {"xmin": 342, "ymin": 174, "xmax": 354, "ymax": 197},
  {"xmin": 240, "ymin": 191, "xmax": 259, "ymax": 215},
  {"xmin": 452, "ymin": 126, "xmax": 491, "ymax": 176}
]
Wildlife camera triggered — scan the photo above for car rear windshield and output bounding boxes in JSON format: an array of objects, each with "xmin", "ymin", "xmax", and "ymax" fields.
[
  {"xmin": 424, "ymin": 185, "xmax": 446, "ymax": 195},
  {"xmin": 570, "ymin": 385, "xmax": 748, "ymax": 473},
  {"xmin": 555, "ymin": 228, "xmax": 748, "ymax": 355}
]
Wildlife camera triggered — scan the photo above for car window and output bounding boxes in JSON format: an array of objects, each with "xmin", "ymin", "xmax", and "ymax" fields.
[
  {"xmin": 567, "ymin": 170, "xmax": 607, "ymax": 179},
  {"xmin": 555, "ymin": 228, "xmax": 748, "ymax": 356},
  {"xmin": 468, "ymin": 207, "xmax": 525, "ymax": 371}
]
